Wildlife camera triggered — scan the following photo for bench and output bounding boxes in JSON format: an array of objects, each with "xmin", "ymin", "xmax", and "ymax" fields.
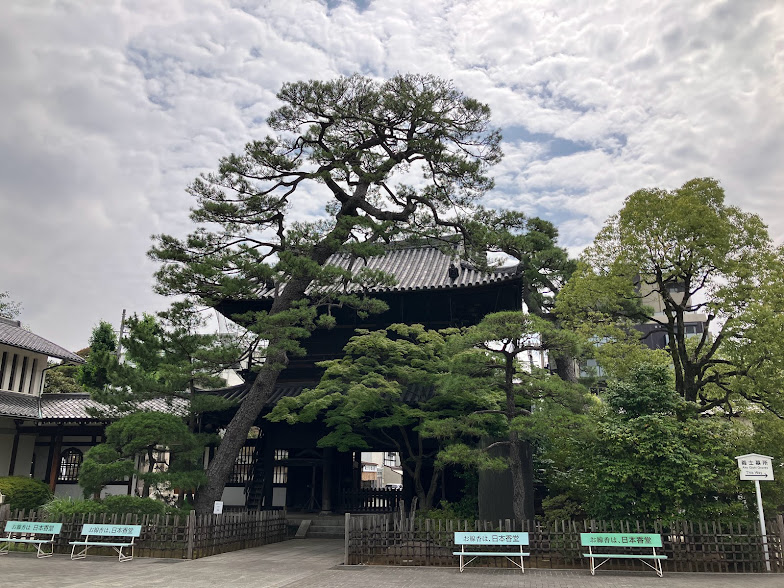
[
  {"xmin": 70, "ymin": 523, "xmax": 142, "ymax": 562},
  {"xmin": 581, "ymin": 532, "xmax": 667, "ymax": 577},
  {"xmin": 453, "ymin": 531, "xmax": 530, "ymax": 573},
  {"xmin": 1, "ymin": 521, "xmax": 62, "ymax": 558}
]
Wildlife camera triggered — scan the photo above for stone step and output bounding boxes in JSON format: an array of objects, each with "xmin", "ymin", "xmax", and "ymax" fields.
[
  {"xmin": 307, "ymin": 529, "xmax": 345, "ymax": 539},
  {"xmin": 307, "ymin": 520, "xmax": 345, "ymax": 528}
]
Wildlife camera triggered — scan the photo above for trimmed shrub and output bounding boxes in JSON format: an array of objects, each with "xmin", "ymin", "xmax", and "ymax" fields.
[
  {"xmin": 43, "ymin": 497, "xmax": 106, "ymax": 517},
  {"xmin": 0, "ymin": 476, "xmax": 53, "ymax": 511},
  {"xmin": 102, "ymin": 495, "xmax": 168, "ymax": 516},
  {"xmin": 43, "ymin": 495, "xmax": 185, "ymax": 517}
]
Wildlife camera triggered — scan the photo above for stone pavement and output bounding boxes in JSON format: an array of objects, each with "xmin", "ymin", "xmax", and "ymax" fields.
[{"xmin": 1, "ymin": 539, "xmax": 782, "ymax": 588}]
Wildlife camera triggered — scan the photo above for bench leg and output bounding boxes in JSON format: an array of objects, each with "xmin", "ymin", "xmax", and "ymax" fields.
[
  {"xmin": 71, "ymin": 544, "xmax": 89, "ymax": 560},
  {"xmin": 654, "ymin": 549, "xmax": 663, "ymax": 577},
  {"xmin": 0, "ymin": 540, "xmax": 8, "ymax": 556},
  {"xmin": 35, "ymin": 542, "xmax": 54, "ymax": 558},
  {"xmin": 116, "ymin": 544, "xmax": 134, "ymax": 562}
]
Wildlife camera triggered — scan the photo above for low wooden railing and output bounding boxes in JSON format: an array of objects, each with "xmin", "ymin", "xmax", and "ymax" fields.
[{"xmin": 341, "ymin": 488, "xmax": 402, "ymax": 513}]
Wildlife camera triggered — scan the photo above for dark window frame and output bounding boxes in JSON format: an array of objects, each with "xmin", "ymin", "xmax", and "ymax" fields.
[{"xmin": 58, "ymin": 447, "xmax": 83, "ymax": 483}]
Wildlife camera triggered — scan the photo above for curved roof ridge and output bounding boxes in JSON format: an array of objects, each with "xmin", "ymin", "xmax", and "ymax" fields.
[
  {"xmin": 254, "ymin": 243, "xmax": 520, "ymax": 299},
  {"xmin": 0, "ymin": 321, "xmax": 85, "ymax": 363}
]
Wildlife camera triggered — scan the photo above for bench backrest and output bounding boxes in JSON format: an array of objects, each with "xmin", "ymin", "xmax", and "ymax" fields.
[
  {"xmin": 81, "ymin": 524, "xmax": 142, "ymax": 538},
  {"xmin": 580, "ymin": 533, "xmax": 662, "ymax": 548},
  {"xmin": 454, "ymin": 532, "xmax": 529, "ymax": 546},
  {"xmin": 4, "ymin": 521, "xmax": 62, "ymax": 535}
]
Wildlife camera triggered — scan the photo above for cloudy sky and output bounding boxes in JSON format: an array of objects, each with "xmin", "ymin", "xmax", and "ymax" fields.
[{"xmin": 1, "ymin": 0, "xmax": 782, "ymax": 353}]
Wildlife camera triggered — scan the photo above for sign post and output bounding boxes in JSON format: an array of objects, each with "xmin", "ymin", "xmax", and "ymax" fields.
[{"xmin": 735, "ymin": 454, "xmax": 774, "ymax": 572}]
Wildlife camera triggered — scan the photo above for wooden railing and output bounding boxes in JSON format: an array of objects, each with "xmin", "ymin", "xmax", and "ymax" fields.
[
  {"xmin": 345, "ymin": 514, "xmax": 784, "ymax": 573},
  {"xmin": 341, "ymin": 488, "xmax": 402, "ymax": 513},
  {"xmin": 0, "ymin": 507, "xmax": 286, "ymax": 559}
]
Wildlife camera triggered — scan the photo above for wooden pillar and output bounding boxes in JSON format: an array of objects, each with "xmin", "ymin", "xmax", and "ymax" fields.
[
  {"xmin": 7, "ymin": 421, "xmax": 20, "ymax": 476},
  {"xmin": 320, "ymin": 447, "xmax": 334, "ymax": 514},
  {"xmin": 47, "ymin": 430, "xmax": 63, "ymax": 493},
  {"xmin": 263, "ymin": 441, "xmax": 274, "ymax": 509}
]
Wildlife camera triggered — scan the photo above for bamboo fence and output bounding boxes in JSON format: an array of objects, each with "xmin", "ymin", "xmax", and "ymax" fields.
[
  {"xmin": 0, "ymin": 507, "xmax": 286, "ymax": 559},
  {"xmin": 345, "ymin": 513, "xmax": 784, "ymax": 573}
]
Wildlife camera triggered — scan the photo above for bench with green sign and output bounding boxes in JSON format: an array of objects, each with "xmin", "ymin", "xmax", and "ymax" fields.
[
  {"xmin": 453, "ymin": 531, "xmax": 530, "ymax": 573},
  {"xmin": 70, "ymin": 523, "xmax": 142, "ymax": 562},
  {"xmin": 581, "ymin": 533, "xmax": 667, "ymax": 577},
  {"xmin": 1, "ymin": 521, "xmax": 62, "ymax": 558}
]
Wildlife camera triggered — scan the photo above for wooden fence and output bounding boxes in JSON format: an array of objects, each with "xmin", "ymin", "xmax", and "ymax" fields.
[
  {"xmin": 0, "ymin": 508, "xmax": 286, "ymax": 559},
  {"xmin": 345, "ymin": 513, "xmax": 784, "ymax": 573}
]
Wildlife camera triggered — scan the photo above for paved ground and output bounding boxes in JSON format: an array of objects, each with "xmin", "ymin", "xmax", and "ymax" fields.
[{"xmin": 1, "ymin": 539, "xmax": 782, "ymax": 588}]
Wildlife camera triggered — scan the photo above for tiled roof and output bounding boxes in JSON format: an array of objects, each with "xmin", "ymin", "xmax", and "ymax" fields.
[
  {"xmin": 0, "ymin": 390, "xmax": 39, "ymax": 418},
  {"xmin": 210, "ymin": 382, "xmax": 308, "ymax": 406},
  {"xmin": 39, "ymin": 394, "xmax": 189, "ymax": 421},
  {"xmin": 207, "ymin": 381, "xmax": 434, "ymax": 406},
  {"xmin": 0, "ymin": 319, "xmax": 85, "ymax": 363},
  {"xmin": 0, "ymin": 392, "xmax": 189, "ymax": 422},
  {"xmin": 39, "ymin": 393, "xmax": 107, "ymax": 420},
  {"xmin": 0, "ymin": 381, "xmax": 432, "ymax": 422},
  {"xmin": 257, "ymin": 244, "xmax": 519, "ymax": 299}
]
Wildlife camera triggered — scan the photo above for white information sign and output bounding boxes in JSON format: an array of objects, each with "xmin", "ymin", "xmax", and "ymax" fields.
[
  {"xmin": 213, "ymin": 501, "xmax": 224, "ymax": 515},
  {"xmin": 735, "ymin": 453, "xmax": 774, "ymax": 481}
]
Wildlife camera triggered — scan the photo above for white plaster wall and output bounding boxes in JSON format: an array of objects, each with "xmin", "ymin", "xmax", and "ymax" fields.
[
  {"xmin": 54, "ymin": 484, "xmax": 83, "ymax": 500},
  {"xmin": 0, "ymin": 432, "xmax": 13, "ymax": 476},
  {"xmin": 33, "ymin": 447, "xmax": 49, "ymax": 480},
  {"xmin": 101, "ymin": 484, "xmax": 130, "ymax": 498},
  {"xmin": 11, "ymin": 435, "xmax": 36, "ymax": 477},
  {"xmin": 272, "ymin": 487, "xmax": 286, "ymax": 507},
  {"xmin": 220, "ymin": 486, "xmax": 246, "ymax": 507}
]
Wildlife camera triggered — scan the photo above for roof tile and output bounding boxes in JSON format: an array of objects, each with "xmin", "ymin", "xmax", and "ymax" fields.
[
  {"xmin": 0, "ymin": 320, "xmax": 85, "ymax": 363},
  {"xmin": 257, "ymin": 244, "xmax": 518, "ymax": 298}
]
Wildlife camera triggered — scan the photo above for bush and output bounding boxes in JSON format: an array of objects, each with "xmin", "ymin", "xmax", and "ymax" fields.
[
  {"xmin": 43, "ymin": 497, "xmax": 106, "ymax": 517},
  {"xmin": 42, "ymin": 495, "xmax": 186, "ymax": 518},
  {"xmin": 102, "ymin": 495, "xmax": 169, "ymax": 516},
  {"xmin": 0, "ymin": 476, "xmax": 53, "ymax": 511}
]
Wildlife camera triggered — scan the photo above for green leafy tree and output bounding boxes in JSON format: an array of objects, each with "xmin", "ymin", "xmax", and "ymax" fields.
[
  {"xmin": 582, "ymin": 364, "xmax": 745, "ymax": 520},
  {"xmin": 80, "ymin": 411, "xmax": 206, "ymax": 499},
  {"xmin": 465, "ymin": 211, "xmax": 579, "ymax": 381},
  {"xmin": 81, "ymin": 303, "xmax": 244, "ymax": 500},
  {"xmin": 77, "ymin": 321, "xmax": 117, "ymax": 393},
  {"xmin": 92, "ymin": 302, "xmax": 242, "ymax": 430},
  {"xmin": 557, "ymin": 178, "xmax": 784, "ymax": 414},
  {"xmin": 0, "ymin": 291, "xmax": 21, "ymax": 319},
  {"xmin": 43, "ymin": 349, "xmax": 89, "ymax": 394},
  {"xmin": 150, "ymin": 74, "xmax": 502, "ymax": 513},
  {"xmin": 437, "ymin": 311, "xmax": 587, "ymax": 522},
  {"xmin": 268, "ymin": 324, "xmax": 473, "ymax": 511}
]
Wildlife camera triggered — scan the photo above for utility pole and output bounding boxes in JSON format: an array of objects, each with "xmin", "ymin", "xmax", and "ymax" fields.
[{"xmin": 116, "ymin": 309, "xmax": 126, "ymax": 361}]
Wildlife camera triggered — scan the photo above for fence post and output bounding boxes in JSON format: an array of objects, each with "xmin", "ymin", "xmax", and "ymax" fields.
[
  {"xmin": 186, "ymin": 510, "xmax": 196, "ymax": 560},
  {"xmin": 778, "ymin": 514, "xmax": 784, "ymax": 572},
  {"xmin": 344, "ymin": 512, "xmax": 350, "ymax": 565}
]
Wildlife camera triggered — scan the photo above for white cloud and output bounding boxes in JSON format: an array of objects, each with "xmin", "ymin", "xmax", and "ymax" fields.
[{"xmin": 0, "ymin": 0, "xmax": 782, "ymax": 350}]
